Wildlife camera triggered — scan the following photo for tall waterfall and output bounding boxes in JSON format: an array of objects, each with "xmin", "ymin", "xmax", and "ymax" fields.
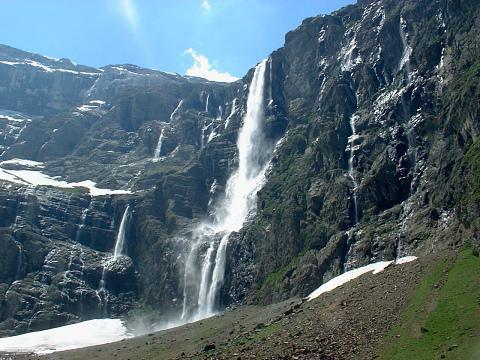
[
  {"xmin": 347, "ymin": 114, "xmax": 359, "ymax": 225},
  {"xmin": 153, "ymin": 128, "xmax": 165, "ymax": 160},
  {"xmin": 399, "ymin": 16, "xmax": 412, "ymax": 83},
  {"xmin": 75, "ymin": 208, "xmax": 89, "ymax": 242},
  {"xmin": 114, "ymin": 205, "xmax": 130, "ymax": 258},
  {"xmin": 181, "ymin": 59, "xmax": 271, "ymax": 321}
]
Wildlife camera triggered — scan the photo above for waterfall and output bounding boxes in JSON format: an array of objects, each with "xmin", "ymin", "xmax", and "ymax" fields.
[
  {"xmin": 181, "ymin": 59, "xmax": 271, "ymax": 321},
  {"xmin": 95, "ymin": 205, "xmax": 130, "ymax": 315},
  {"xmin": 224, "ymin": 98, "xmax": 237, "ymax": 129},
  {"xmin": 347, "ymin": 114, "xmax": 359, "ymax": 225},
  {"xmin": 14, "ymin": 242, "xmax": 23, "ymax": 280},
  {"xmin": 75, "ymin": 207, "xmax": 89, "ymax": 281},
  {"xmin": 268, "ymin": 57, "xmax": 273, "ymax": 104},
  {"xmin": 170, "ymin": 100, "xmax": 184, "ymax": 122},
  {"xmin": 96, "ymin": 265, "xmax": 109, "ymax": 316},
  {"xmin": 196, "ymin": 242, "xmax": 215, "ymax": 317},
  {"xmin": 205, "ymin": 93, "xmax": 210, "ymax": 113},
  {"xmin": 398, "ymin": 16, "xmax": 412, "ymax": 82},
  {"xmin": 201, "ymin": 120, "xmax": 207, "ymax": 149},
  {"xmin": 114, "ymin": 205, "xmax": 130, "ymax": 258},
  {"xmin": 62, "ymin": 250, "xmax": 76, "ymax": 287},
  {"xmin": 153, "ymin": 128, "xmax": 165, "ymax": 160},
  {"xmin": 75, "ymin": 208, "xmax": 89, "ymax": 242}
]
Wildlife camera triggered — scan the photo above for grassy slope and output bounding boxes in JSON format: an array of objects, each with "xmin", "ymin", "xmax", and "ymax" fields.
[{"xmin": 380, "ymin": 247, "xmax": 480, "ymax": 359}]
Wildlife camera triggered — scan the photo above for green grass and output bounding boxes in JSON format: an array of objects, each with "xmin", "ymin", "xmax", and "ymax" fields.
[
  {"xmin": 380, "ymin": 247, "xmax": 480, "ymax": 359},
  {"xmin": 464, "ymin": 140, "xmax": 480, "ymax": 201},
  {"xmin": 258, "ymin": 251, "xmax": 306, "ymax": 302}
]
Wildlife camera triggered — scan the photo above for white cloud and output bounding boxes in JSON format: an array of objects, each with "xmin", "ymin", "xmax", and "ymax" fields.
[
  {"xmin": 201, "ymin": 0, "xmax": 211, "ymax": 13},
  {"xmin": 184, "ymin": 48, "xmax": 238, "ymax": 83},
  {"xmin": 120, "ymin": 0, "xmax": 140, "ymax": 34}
]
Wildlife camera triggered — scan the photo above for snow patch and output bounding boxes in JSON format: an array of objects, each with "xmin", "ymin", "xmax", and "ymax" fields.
[
  {"xmin": 89, "ymin": 100, "xmax": 106, "ymax": 105},
  {"xmin": 318, "ymin": 27, "xmax": 327, "ymax": 43},
  {"xmin": 76, "ymin": 100, "xmax": 106, "ymax": 113},
  {"xmin": 0, "ymin": 110, "xmax": 33, "ymax": 123},
  {"xmin": 0, "ymin": 168, "xmax": 131, "ymax": 196},
  {"xmin": 308, "ymin": 256, "xmax": 419, "ymax": 301},
  {"xmin": 340, "ymin": 36, "xmax": 362, "ymax": 72},
  {"xmin": 0, "ymin": 60, "xmax": 98, "ymax": 76},
  {"xmin": 307, "ymin": 261, "xmax": 393, "ymax": 301},
  {"xmin": 0, "ymin": 319, "xmax": 131, "ymax": 354},
  {"xmin": 307, "ymin": 254, "xmax": 419, "ymax": 302},
  {"xmin": 395, "ymin": 256, "xmax": 417, "ymax": 265},
  {"xmin": 0, "ymin": 159, "xmax": 44, "ymax": 168}
]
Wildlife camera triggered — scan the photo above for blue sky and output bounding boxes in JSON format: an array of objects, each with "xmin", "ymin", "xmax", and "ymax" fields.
[{"xmin": 0, "ymin": 0, "xmax": 354, "ymax": 81}]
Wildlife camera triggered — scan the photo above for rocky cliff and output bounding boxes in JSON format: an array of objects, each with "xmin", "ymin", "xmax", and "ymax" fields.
[{"xmin": 0, "ymin": 0, "xmax": 478, "ymax": 337}]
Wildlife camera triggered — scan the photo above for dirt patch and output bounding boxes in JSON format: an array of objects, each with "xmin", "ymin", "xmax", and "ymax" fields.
[{"xmin": 3, "ymin": 252, "xmax": 450, "ymax": 360}]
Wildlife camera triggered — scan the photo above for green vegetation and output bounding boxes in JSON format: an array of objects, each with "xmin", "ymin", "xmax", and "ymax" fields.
[
  {"xmin": 257, "ymin": 251, "xmax": 306, "ymax": 302},
  {"xmin": 464, "ymin": 140, "xmax": 480, "ymax": 201},
  {"xmin": 380, "ymin": 247, "xmax": 480, "ymax": 359},
  {"xmin": 444, "ymin": 61, "xmax": 480, "ymax": 132}
]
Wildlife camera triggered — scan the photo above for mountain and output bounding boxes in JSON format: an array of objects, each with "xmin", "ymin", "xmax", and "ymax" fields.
[{"xmin": 0, "ymin": 0, "xmax": 479, "ymax": 346}]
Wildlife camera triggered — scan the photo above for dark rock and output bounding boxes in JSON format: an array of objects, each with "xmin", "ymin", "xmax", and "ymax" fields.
[{"xmin": 203, "ymin": 343, "xmax": 216, "ymax": 352}]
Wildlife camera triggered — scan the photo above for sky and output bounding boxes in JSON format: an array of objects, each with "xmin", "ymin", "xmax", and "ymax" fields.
[{"xmin": 0, "ymin": 0, "xmax": 354, "ymax": 82}]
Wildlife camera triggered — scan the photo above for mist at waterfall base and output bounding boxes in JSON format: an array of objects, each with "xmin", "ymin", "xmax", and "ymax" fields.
[
  {"xmin": 102, "ymin": 59, "xmax": 274, "ymax": 337},
  {"xmin": 179, "ymin": 59, "xmax": 273, "ymax": 325}
]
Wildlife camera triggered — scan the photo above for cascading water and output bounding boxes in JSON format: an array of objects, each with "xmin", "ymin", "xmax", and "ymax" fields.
[
  {"xmin": 76, "ymin": 208, "xmax": 89, "ymax": 242},
  {"xmin": 398, "ymin": 16, "xmax": 412, "ymax": 83},
  {"xmin": 180, "ymin": 59, "xmax": 271, "ymax": 322},
  {"xmin": 268, "ymin": 57, "xmax": 273, "ymax": 104},
  {"xmin": 153, "ymin": 128, "xmax": 165, "ymax": 160},
  {"xmin": 347, "ymin": 114, "xmax": 360, "ymax": 225},
  {"xmin": 205, "ymin": 93, "xmax": 210, "ymax": 113},
  {"xmin": 224, "ymin": 98, "xmax": 237, "ymax": 129},
  {"xmin": 170, "ymin": 100, "xmax": 184, "ymax": 121},
  {"xmin": 76, "ymin": 207, "xmax": 89, "ymax": 280},
  {"xmin": 14, "ymin": 242, "xmax": 23, "ymax": 280},
  {"xmin": 114, "ymin": 205, "xmax": 130, "ymax": 258},
  {"xmin": 96, "ymin": 205, "xmax": 131, "ymax": 314}
]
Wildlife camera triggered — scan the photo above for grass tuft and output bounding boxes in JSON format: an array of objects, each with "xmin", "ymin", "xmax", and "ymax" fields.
[{"xmin": 380, "ymin": 247, "xmax": 480, "ymax": 359}]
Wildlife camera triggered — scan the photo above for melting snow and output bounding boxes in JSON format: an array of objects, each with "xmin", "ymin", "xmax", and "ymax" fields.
[
  {"xmin": 0, "ymin": 114, "xmax": 29, "ymax": 123},
  {"xmin": 0, "ymin": 60, "xmax": 99, "ymax": 76},
  {"xmin": 373, "ymin": 86, "xmax": 408, "ymax": 122},
  {"xmin": 374, "ymin": 7, "xmax": 385, "ymax": 33},
  {"xmin": 398, "ymin": 16, "xmax": 413, "ymax": 75},
  {"xmin": 318, "ymin": 27, "xmax": 327, "ymax": 43},
  {"xmin": 0, "ymin": 158, "xmax": 44, "ymax": 168},
  {"xmin": 0, "ymin": 110, "xmax": 33, "ymax": 123},
  {"xmin": 0, "ymin": 167, "xmax": 131, "ymax": 196},
  {"xmin": 0, "ymin": 319, "xmax": 131, "ymax": 354},
  {"xmin": 340, "ymin": 37, "xmax": 362, "ymax": 72},
  {"xmin": 395, "ymin": 256, "xmax": 417, "ymax": 265},
  {"xmin": 307, "ymin": 256, "xmax": 417, "ymax": 301},
  {"xmin": 89, "ymin": 100, "xmax": 106, "ymax": 105},
  {"xmin": 76, "ymin": 100, "xmax": 106, "ymax": 112}
]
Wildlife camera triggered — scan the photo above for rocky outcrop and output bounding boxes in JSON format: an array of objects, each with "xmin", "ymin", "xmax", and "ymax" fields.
[{"xmin": 223, "ymin": 0, "xmax": 480, "ymax": 303}]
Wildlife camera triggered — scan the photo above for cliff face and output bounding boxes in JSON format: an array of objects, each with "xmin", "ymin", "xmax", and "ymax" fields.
[
  {"xmin": 0, "ymin": 0, "xmax": 478, "ymax": 336},
  {"xmin": 224, "ymin": 0, "xmax": 480, "ymax": 303}
]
